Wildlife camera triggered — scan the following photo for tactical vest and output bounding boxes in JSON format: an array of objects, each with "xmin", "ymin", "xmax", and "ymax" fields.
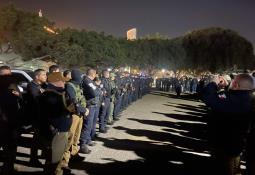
[{"xmin": 67, "ymin": 82, "xmax": 87, "ymax": 108}]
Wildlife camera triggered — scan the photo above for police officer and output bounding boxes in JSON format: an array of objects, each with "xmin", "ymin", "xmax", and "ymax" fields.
[
  {"xmin": 27, "ymin": 69, "xmax": 47, "ymax": 166},
  {"xmin": 99, "ymin": 70, "xmax": 112, "ymax": 133},
  {"xmin": 113, "ymin": 73, "xmax": 123, "ymax": 119},
  {"xmin": 203, "ymin": 74, "xmax": 254, "ymax": 175},
  {"xmin": 61, "ymin": 69, "xmax": 88, "ymax": 172},
  {"xmin": 92, "ymin": 77, "xmax": 103, "ymax": 140},
  {"xmin": 107, "ymin": 73, "xmax": 117, "ymax": 125},
  {"xmin": 80, "ymin": 68, "xmax": 98, "ymax": 154}
]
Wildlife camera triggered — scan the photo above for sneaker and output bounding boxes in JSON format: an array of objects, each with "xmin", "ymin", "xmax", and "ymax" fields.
[
  {"xmin": 79, "ymin": 144, "xmax": 91, "ymax": 154},
  {"xmin": 113, "ymin": 117, "xmax": 120, "ymax": 121},
  {"xmin": 70, "ymin": 154, "xmax": 85, "ymax": 162}
]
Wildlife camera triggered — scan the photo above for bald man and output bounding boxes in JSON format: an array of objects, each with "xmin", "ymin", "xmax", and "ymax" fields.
[{"xmin": 203, "ymin": 73, "xmax": 254, "ymax": 175}]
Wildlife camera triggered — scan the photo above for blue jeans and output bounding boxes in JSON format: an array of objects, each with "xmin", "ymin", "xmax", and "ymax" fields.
[
  {"xmin": 99, "ymin": 98, "xmax": 110, "ymax": 131},
  {"xmin": 80, "ymin": 105, "xmax": 96, "ymax": 145}
]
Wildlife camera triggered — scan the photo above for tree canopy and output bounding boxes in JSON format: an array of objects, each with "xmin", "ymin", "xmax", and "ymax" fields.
[{"xmin": 0, "ymin": 5, "xmax": 254, "ymax": 72}]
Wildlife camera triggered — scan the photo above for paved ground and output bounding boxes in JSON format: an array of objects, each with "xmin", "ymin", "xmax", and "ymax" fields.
[{"xmin": 2, "ymin": 91, "xmax": 211, "ymax": 175}]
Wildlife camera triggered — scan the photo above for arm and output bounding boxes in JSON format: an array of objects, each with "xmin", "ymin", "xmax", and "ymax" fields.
[
  {"xmin": 203, "ymin": 82, "xmax": 231, "ymax": 113},
  {"xmin": 65, "ymin": 84, "xmax": 76, "ymax": 104},
  {"xmin": 27, "ymin": 83, "xmax": 40, "ymax": 99}
]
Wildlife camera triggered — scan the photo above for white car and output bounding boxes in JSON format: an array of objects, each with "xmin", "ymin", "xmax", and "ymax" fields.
[{"xmin": 11, "ymin": 69, "xmax": 34, "ymax": 93}]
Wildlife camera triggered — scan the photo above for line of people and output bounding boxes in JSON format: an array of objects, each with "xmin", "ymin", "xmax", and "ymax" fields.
[
  {"xmin": 0, "ymin": 65, "xmax": 152, "ymax": 175},
  {"xmin": 156, "ymin": 76, "xmax": 199, "ymax": 97}
]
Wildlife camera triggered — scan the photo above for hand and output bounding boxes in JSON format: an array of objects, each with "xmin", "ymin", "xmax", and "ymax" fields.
[
  {"xmin": 102, "ymin": 102, "xmax": 105, "ymax": 106},
  {"xmin": 12, "ymin": 90, "xmax": 20, "ymax": 96},
  {"xmin": 218, "ymin": 76, "xmax": 228, "ymax": 87},
  {"xmin": 212, "ymin": 75, "xmax": 228, "ymax": 87},
  {"xmin": 85, "ymin": 108, "xmax": 89, "ymax": 116}
]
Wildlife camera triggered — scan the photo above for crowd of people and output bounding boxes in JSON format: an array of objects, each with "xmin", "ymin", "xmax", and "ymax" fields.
[
  {"xmin": 157, "ymin": 71, "xmax": 255, "ymax": 175},
  {"xmin": 156, "ymin": 75, "xmax": 200, "ymax": 97},
  {"xmin": 2, "ymin": 64, "xmax": 255, "ymax": 175},
  {"xmin": 0, "ymin": 65, "xmax": 152, "ymax": 175}
]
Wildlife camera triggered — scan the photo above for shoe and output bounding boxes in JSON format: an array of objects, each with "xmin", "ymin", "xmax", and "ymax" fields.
[
  {"xmin": 107, "ymin": 121, "xmax": 114, "ymax": 125},
  {"xmin": 79, "ymin": 144, "xmax": 91, "ymax": 154},
  {"xmin": 87, "ymin": 141, "xmax": 96, "ymax": 147},
  {"xmin": 113, "ymin": 117, "xmax": 119, "ymax": 121},
  {"xmin": 99, "ymin": 129, "xmax": 107, "ymax": 133},
  {"xmin": 70, "ymin": 154, "xmax": 85, "ymax": 162}
]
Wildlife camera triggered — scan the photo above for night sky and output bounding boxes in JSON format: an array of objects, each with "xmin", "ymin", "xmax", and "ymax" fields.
[{"xmin": 0, "ymin": 0, "xmax": 255, "ymax": 45}]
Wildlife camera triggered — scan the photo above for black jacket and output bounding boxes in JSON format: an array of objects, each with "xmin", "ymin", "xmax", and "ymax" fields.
[
  {"xmin": 203, "ymin": 82, "xmax": 254, "ymax": 155},
  {"xmin": 38, "ymin": 84, "xmax": 72, "ymax": 135},
  {"xmin": 101, "ymin": 77, "xmax": 112, "ymax": 98},
  {"xmin": 82, "ymin": 76, "xmax": 97, "ymax": 105},
  {"xmin": 0, "ymin": 75, "xmax": 22, "ymax": 129},
  {"xmin": 26, "ymin": 81, "xmax": 46, "ymax": 123}
]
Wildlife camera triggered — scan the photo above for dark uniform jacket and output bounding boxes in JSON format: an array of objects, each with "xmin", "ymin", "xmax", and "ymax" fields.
[
  {"xmin": 27, "ymin": 81, "xmax": 46, "ymax": 124},
  {"xmin": 101, "ymin": 77, "xmax": 112, "ymax": 98},
  {"xmin": 203, "ymin": 82, "xmax": 254, "ymax": 155},
  {"xmin": 82, "ymin": 76, "xmax": 97, "ymax": 106}
]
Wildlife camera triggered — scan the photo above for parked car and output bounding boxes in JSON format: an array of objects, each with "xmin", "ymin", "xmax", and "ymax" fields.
[{"xmin": 11, "ymin": 69, "xmax": 33, "ymax": 93}]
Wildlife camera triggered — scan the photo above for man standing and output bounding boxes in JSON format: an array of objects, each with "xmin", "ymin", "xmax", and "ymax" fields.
[
  {"xmin": 80, "ymin": 68, "xmax": 98, "ymax": 154},
  {"xmin": 61, "ymin": 69, "xmax": 88, "ymax": 172},
  {"xmin": 93, "ymin": 77, "xmax": 103, "ymax": 140},
  {"xmin": 99, "ymin": 70, "xmax": 112, "ymax": 133},
  {"xmin": 203, "ymin": 74, "xmax": 254, "ymax": 175},
  {"xmin": 38, "ymin": 72, "xmax": 72, "ymax": 175},
  {"xmin": 27, "ymin": 69, "xmax": 47, "ymax": 165},
  {"xmin": 113, "ymin": 73, "xmax": 123, "ymax": 120},
  {"xmin": 108, "ymin": 73, "xmax": 117, "ymax": 125}
]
